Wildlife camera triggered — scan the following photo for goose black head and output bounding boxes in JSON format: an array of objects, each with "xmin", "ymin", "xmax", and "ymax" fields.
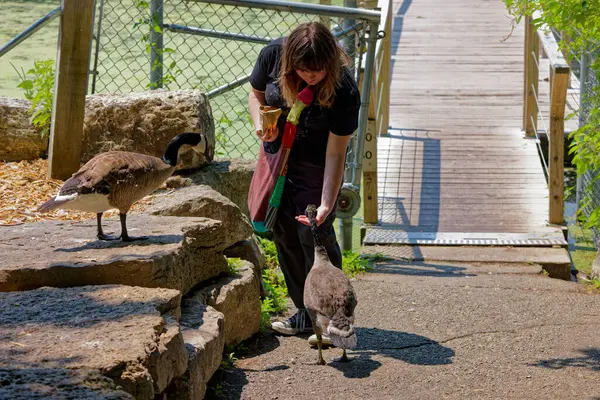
[{"xmin": 162, "ymin": 132, "xmax": 205, "ymax": 166}]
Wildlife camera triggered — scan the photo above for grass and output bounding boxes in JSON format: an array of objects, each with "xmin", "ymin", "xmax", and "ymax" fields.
[{"xmin": 568, "ymin": 223, "xmax": 597, "ymax": 276}]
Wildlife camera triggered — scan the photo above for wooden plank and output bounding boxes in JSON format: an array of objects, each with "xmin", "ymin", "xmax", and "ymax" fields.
[{"xmin": 48, "ymin": 0, "xmax": 95, "ymax": 180}]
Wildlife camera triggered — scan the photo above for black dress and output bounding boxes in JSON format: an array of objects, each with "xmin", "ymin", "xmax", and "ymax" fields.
[{"xmin": 250, "ymin": 38, "xmax": 361, "ymax": 309}]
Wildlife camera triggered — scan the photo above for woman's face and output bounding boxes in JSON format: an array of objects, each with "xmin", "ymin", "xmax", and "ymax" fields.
[{"xmin": 295, "ymin": 68, "xmax": 327, "ymax": 86}]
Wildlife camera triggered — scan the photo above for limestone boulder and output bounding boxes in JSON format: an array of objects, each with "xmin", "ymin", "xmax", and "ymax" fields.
[
  {"xmin": 0, "ymin": 96, "xmax": 47, "ymax": 161},
  {"xmin": 181, "ymin": 158, "xmax": 256, "ymax": 216},
  {"xmin": 0, "ymin": 215, "xmax": 251, "ymax": 295},
  {"xmin": 166, "ymin": 302, "xmax": 225, "ymax": 400},
  {"xmin": 145, "ymin": 184, "xmax": 252, "ymax": 247},
  {"xmin": 190, "ymin": 262, "xmax": 262, "ymax": 345},
  {"xmin": 82, "ymin": 90, "xmax": 215, "ymax": 170},
  {"xmin": 0, "ymin": 285, "xmax": 186, "ymax": 400},
  {"xmin": 224, "ymin": 236, "xmax": 267, "ymax": 298},
  {"xmin": 0, "ymin": 369, "xmax": 134, "ymax": 400}
]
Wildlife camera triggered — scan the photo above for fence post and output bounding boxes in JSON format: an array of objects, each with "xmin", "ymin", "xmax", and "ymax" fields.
[
  {"xmin": 150, "ymin": 0, "xmax": 164, "ymax": 89},
  {"xmin": 48, "ymin": 0, "xmax": 95, "ymax": 180},
  {"xmin": 548, "ymin": 65, "xmax": 569, "ymax": 225},
  {"xmin": 523, "ymin": 15, "xmax": 538, "ymax": 137}
]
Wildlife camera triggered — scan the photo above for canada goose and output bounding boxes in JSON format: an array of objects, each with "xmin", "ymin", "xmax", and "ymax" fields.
[
  {"xmin": 303, "ymin": 204, "xmax": 357, "ymax": 365},
  {"xmin": 38, "ymin": 132, "xmax": 206, "ymax": 242}
]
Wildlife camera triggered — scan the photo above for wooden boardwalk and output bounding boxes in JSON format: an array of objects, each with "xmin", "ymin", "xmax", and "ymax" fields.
[{"xmin": 364, "ymin": 0, "xmax": 567, "ymax": 246}]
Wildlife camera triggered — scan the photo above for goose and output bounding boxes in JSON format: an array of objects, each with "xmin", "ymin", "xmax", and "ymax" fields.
[
  {"xmin": 38, "ymin": 132, "xmax": 206, "ymax": 242},
  {"xmin": 303, "ymin": 204, "xmax": 358, "ymax": 365}
]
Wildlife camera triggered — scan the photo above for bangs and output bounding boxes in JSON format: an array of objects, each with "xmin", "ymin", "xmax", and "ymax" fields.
[{"xmin": 292, "ymin": 44, "xmax": 329, "ymax": 71}]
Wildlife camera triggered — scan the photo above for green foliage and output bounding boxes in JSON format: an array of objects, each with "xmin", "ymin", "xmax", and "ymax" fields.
[
  {"xmin": 226, "ymin": 257, "xmax": 243, "ymax": 274},
  {"xmin": 342, "ymin": 250, "xmax": 388, "ymax": 278},
  {"xmin": 12, "ymin": 59, "xmax": 55, "ymax": 138},
  {"xmin": 257, "ymin": 237, "xmax": 288, "ymax": 331},
  {"xmin": 503, "ymin": 0, "xmax": 600, "ymax": 234}
]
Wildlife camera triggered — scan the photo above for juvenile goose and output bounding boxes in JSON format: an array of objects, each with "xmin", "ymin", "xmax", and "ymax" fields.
[
  {"xmin": 303, "ymin": 204, "xmax": 358, "ymax": 365},
  {"xmin": 38, "ymin": 132, "xmax": 206, "ymax": 241}
]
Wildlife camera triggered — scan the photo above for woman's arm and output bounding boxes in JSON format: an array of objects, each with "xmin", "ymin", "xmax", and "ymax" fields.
[
  {"xmin": 296, "ymin": 132, "xmax": 352, "ymax": 226},
  {"xmin": 248, "ymin": 88, "xmax": 278, "ymax": 142}
]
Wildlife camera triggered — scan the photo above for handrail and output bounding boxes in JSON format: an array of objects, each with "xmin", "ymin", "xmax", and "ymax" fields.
[
  {"xmin": 361, "ymin": 0, "xmax": 392, "ymax": 225},
  {"xmin": 187, "ymin": 0, "xmax": 381, "ymax": 21},
  {"xmin": 523, "ymin": 13, "xmax": 569, "ymax": 226},
  {"xmin": 0, "ymin": 6, "xmax": 61, "ymax": 59}
]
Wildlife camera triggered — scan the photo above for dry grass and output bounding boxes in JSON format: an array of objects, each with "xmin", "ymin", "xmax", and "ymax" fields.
[{"xmin": 0, "ymin": 159, "xmax": 156, "ymax": 226}]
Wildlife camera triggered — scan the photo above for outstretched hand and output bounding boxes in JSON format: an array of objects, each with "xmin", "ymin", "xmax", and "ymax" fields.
[{"xmin": 296, "ymin": 205, "xmax": 331, "ymax": 227}]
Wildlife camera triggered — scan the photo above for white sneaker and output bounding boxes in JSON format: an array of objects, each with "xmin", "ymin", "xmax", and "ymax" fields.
[
  {"xmin": 271, "ymin": 309, "xmax": 313, "ymax": 335},
  {"xmin": 308, "ymin": 333, "xmax": 334, "ymax": 347}
]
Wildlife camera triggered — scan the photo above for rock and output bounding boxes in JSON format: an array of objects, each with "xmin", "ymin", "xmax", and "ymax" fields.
[
  {"xmin": 181, "ymin": 158, "xmax": 256, "ymax": 216},
  {"xmin": 191, "ymin": 262, "xmax": 261, "ymax": 345},
  {"xmin": 0, "ymin": 368, "xmax": 134, "ymax": 400},
  {"xmin": 0, "ymin": 96, "xmax": 47, "ymax": 161},
  {"xmin": 0, "ymin": 285, "xmax": 186, "ymax": 400},
  {"xmin": 145, "ymin": 184, "xmax": 253, "ymax": 247},
  {"xmin": 166, "ymin": 302, "xmax": 225, "ymax": 400},
  {"xmin": 224, "ymin": 236, "xmax": 267, "ymax": 298},
  {"xmin": 0, "ymin": 215, "xmax": 241, "ymax": 295},
  {"xmin": 82, "ymin": 90, "xmax": 215, "ymax": 170}
]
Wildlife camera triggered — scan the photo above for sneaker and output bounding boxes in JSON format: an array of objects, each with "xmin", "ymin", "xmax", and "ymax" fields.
[
  {"xmin": 271, "ymin": 309, "xmax": 312, "ymax": 335},
  {"xmin": 308, "ymin": 333, "xmax": 334, "ymax": 348}
]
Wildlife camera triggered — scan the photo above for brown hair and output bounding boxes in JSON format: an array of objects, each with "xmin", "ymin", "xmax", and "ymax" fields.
[{"xmin": 279, "ymin": 22, "xmax": 349, "ymax": 108}]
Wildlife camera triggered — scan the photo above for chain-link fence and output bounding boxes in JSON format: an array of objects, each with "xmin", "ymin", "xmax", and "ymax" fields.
[
  {"xmin": 90, "ymin": 0, "xmax": 373, "ymax": 161},
  {"xmin": 577, "ymin": 49, "xmax": 600, "ymax": 243}
]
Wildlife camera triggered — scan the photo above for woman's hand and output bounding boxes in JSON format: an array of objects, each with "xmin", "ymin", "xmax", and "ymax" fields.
[
  {"xmin": 296, "ymin": 204, "xmax": 331, "ymax": 227},
  {"xmin": 256, "ymin": 125, "xmax": 279, "ymax": 142}
]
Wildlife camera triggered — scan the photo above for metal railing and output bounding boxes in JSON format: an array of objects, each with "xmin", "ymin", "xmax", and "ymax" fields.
[
  {"xmin": 0, "ymin": 7, "xmax": 61, "ymax": 59},
  {"xmin": 523, "ymin": 13, "xmax": 569, "ymax": 226}
]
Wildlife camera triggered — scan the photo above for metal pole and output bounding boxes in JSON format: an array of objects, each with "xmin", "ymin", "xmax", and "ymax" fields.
[
  {"xmin": 352, "ymin": 20, "xmax": 379, "ymax": 187},
  {"xmin": 0, "ymin": 7, "xmax": 61, "ymax": 59},
  {"xmin": 339, "ymin": 217, "xmax": 353, "ymax": 251},
  {"xmin": 150, "ymin": 0, "xmax": 164, "ymax": 89},
  {"xmin": 90, "ymin": 0, "xmax": 105, "ymax": 94},
  {"xmin": 343, "ymin": 0, "xmax": 357, "ymax": 76},
  {"xmin": 188, "ymin": 0, "xmax": 381, "ymax": 22},
  {"xmin": 576, "ymin": 50, "xmax": 589, "ymax": 210}
]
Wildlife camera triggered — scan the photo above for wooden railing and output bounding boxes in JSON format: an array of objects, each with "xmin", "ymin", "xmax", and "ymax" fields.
[
  {"xmin": 360, "ymin": 0, "xmax": 392, "ymax": 225},
  {"xmin": 523, "ymin": 14, "xmax": 569, "ymax": 225}
]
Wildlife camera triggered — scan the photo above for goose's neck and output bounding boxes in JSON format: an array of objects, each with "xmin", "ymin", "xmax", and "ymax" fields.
[{"xmin": 309, "ymin": 217, "xmax": 330, "ymax": 264}]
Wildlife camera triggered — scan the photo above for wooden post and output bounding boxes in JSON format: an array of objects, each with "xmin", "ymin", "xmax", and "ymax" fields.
[
  {"xmin": 548, "ymin": 65, "xmax": 569, "ymax": 225},
  {"xmin": 48, "ymin": 0, "xmax": 95, "ymax": 180},
  {"xmin": 363, "ymin": 69, "xmax": 378, "ymax": 224},
  {"xmin": 523, "ymin": 16, "xmax": 538, "ymax": 137}
]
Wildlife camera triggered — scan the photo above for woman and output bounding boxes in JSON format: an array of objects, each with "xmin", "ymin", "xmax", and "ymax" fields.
[{"xmin": 248, "ymin": 22, "xmax": 360, "ymax": 343}]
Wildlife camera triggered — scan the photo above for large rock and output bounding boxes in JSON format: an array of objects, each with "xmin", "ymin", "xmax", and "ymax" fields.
[
  {"xmin": 0, "ymin": 285, "xmax": 186, "ymax": 400},
  {"xmin": 0, "ymin": 96, "xmax": 47, "ymax": 161},
  {"xmin": 166, "ymin": 302, "xmax": 225, "ymax": 400},
  {"xmin": 0, "ymin": 369, "xmax": 134, "ymax": 400},
  {"xmin": 181, "ymin": 158, "xmax": 256, "ymax": 216},
  {"xmin": 145, "ymin": 184, "xmax": 252, "ymax": 247},
  {"xmin": 224, "ymin": 236, "xmax": 267, "ymax": 298},
  {"xmin": 0, "ymin": 215, "xmax": 251, "ymax": 294},
  {"xmin": 191, "ymin": 262, "xmax": 262, "ymax": 345},
  {"xmin": 82, "ymin": 90, "xmax": 215, "ymax": 169}
]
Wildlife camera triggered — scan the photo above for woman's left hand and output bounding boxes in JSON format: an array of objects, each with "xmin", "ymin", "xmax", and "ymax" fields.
[{"xmin": 296, "ymin": 205, "xmax": 331, "ymax": 227}]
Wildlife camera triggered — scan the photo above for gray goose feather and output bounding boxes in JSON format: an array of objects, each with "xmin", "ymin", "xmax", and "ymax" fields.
[{"xmin": 303, "ymin": 204, "xmax": 357, "ymax": 364}]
